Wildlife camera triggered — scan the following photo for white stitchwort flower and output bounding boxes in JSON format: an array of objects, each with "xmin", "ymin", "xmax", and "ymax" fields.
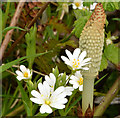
[
  {"xmin": 30, "ymin": 81, "xmax": 68, "ymax": 114},
  {"xmin": 61, "ymin": 48, "xmax": 91, "ymax": 70},
  {"xmin": 15, "ymin": 65, "xmax": 32, "ymax": 81},
  {"xmin": 72, "ymin": 0, "xmax": 84, "ymax": 10},
  {"xmin": 69, "ymin": 71, "xmax": 83, "ymax": 91}
]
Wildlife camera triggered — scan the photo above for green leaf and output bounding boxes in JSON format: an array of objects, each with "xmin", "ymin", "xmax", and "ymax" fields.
[
  {"xmin": 0, "ymin": 51, "xmax": 52, "ymax": 73},
  {"xmin": 103, "ymin": 2, "xmax": 119, "ymax": 11},
  {"xmin": 43, "ymin": 26, "xmax": 55, "ymax": 42},
  {"xmin": 2, "ymin": 85, "xmax": 11, "ymax": 116},
  {"xmin": 94, "ymin": 74, "xmax": 108, "ymax": 86},
  {"xmin": 72, "ymin": 15, "xmax": 90, "ymax": 38},
  {"xmin": 65, "ymin": 89, "xmax": 78, "ymax": 113},
  {"xmin": 113, "ymin": 2, "xmax": 119, "ymax": 10},
  {"xmin": 105, "ymin": 18, "xmax": 109, "ymax": 27},
  {"xmin": 2, "ymin": 26, "xmax": 27, "ymax": 34},
  {"xmin": 104, "ymin": 44, "xmax": 119, "ymax": 65},
  {"xmin": 106, "ymin": 3, "xmax": 115, "ymax": 11},
  {"xmin": 100, "ymin": 54, "xmax": 108, "ymax": 71},
  {"xmin": 17, "ymin": 80, "xmax": 32, "ymax": 116},
  {"xmin": 73, "ymin": 9, "xmax": 91, "ymax": 19},
  {"xmin": 65, "ymin": 95, "xmax": 82, "ymax": 115},
  {"xmin": 112, "ymin": 18, "xmax": 120, "ymax": 22},
  {"xmin": 2, "ymin": 2, "xmax": 10, "ymax": 30},
  {"xmin": 25, "ymin": 24, "xmax": 37, "ymax": 69},
  {"xmin": 53, "ymin": 66, "xmax": 59, "ymax": 78}
]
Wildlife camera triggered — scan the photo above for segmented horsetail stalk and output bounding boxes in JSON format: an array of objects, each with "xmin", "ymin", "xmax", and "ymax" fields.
[{"xmin": 79, "ymin": 3, "xmax": 106, "ymax": 114}]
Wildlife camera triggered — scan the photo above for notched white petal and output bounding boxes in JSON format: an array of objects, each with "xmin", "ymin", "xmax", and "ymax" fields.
[
  {"xmin": 30, "ymin": 98, "xmax": 42, "ymax": 104},
  {"xmin": 40, "ymin": 104, "xmax": 52, "ymax": 114},
  {"xmin": 31, "ymin": 90, "xmax": 41, "ymax": 98},
  {"xmin": 73, "ymin": 48, "xmax": 80, "ymax": 59},
  {"xmin": 16, "ymin": 70, "xmax": 23, "ymax": 77},
  {"xmin": 17, "ymin": 76, "xmax": 23, "ymax": 81},
  {"xmin": 20, "ymin": 65, "xmax": 27, "ymax": 73}
]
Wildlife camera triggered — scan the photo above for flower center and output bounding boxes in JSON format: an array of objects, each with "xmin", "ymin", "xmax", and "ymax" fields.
[
  {"xmin": 77, "ymin": 77, "xmax": 83, "ymax": 85},
  {"xmin": 72, "ymin": 59, "xmax": 80, "ymax": 69},
  {"xmin": 24, "ymin": 72, "xmax": 28, "ymax": 77},
  {"xmin": 75, "ymin": 2, "xmax": 81, "ymax": 7},
  {"xmin": 45, "ymin": 100, "xmax": 51, "ymax": 105}
]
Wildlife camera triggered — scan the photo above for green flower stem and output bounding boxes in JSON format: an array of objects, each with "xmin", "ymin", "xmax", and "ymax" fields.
[
  {"xmin": 2, "ymin": 1, "xmax": 10, "ymax": 30},
  {"xmin": 26, "ymin": 80, "xmax": 34, "ymax": 96},
  {"xmin": 94, "ymin": 76, "xmax": 120, "ymax": 116},
  {"xmin": 82, "ymin": 76, "xmax": 95, "ymax": 114}
]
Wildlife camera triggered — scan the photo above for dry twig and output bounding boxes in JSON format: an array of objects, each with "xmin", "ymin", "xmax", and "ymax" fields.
[{"xmin": 0, "ymin": 0, "xmax": 26, "ymax": 61}]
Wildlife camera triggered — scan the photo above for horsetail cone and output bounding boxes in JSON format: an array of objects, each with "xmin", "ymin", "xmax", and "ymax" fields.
[
  {"xmin": 79, "ymin": 3, "xmax": 106, "ymax": 114},
  {"xmin": 79, "ymin": 3, "xmax": 106, "ymax": 77}
]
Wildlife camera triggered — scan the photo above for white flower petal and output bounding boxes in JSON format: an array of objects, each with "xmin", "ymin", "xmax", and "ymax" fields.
[
  {"xmin": 30, "ymin": 98, "xmax": 43, "ymax": 104},
  {"xmin": 50, "ymin": 73, "xmax": 56, "ymax": 85},
  {"xmin": 70, "ymin": 75, "xmax": 79, "ymax": 81},
  {"xmin": 75, "ymin": 71, "xmax": 82, "ymax": 77},
  {"xmin": 90, "ymin": 3, "xmax": 97, "ymax": 10},
  {"xmin": 72, "ymin": 4, "xmax": 77, "ymax": 9},
  {"xmin": 51, "ymin": 86, "xmax": 65, "ymax": 97},
  {"xmin": 78, "ymin": 6, "xmax": 83, "ymax": 9},
  {"xmin": 16, "ymin": 76, "xmax": 23, "ymax": 81},
  {"xmin": 79, "ymin": 85, "xmax": 83, "ymax": 91},
  {"xmin": 38, "ymin": 83, "xmax": 45, "ymax": 96},
  {"xmin": 27, "ymin": 69, "xmax": 32, "ymax": 77},
  {"xmin": 80, "ymin": 62, "xmax": 90, "ymax": 67},
  {"xmin": 40, "ymin": 104, "xmax": 52, "ymax": 114},
  {"xmin": 51, "ymin": 98, "xmax": 68, "ymax": 105},
  {"xmin": 73, "ymin": 84, "xmax": 79, "ymax": 89},
  {"xmin": 82, "ymin": 58, "xmax": 91, "ymax": 64},
  {"xmin": 16, "ymin": 70, "xmax": 23, "ymax": 77},
  {"xmin": 53, "ymin": 92, "xmax": 67, "ymax": 101},
  {"xmin": 20, "ymin": 65, "xmax": 27, "ymax": 73},
  {"xmin": 50, "ymin": 103, "xmax": 65, "ymax": 109},
  {"xmin": 64, "ymin": 87, "xmax": 74, "ymax": 96},
  {"xmin": 61, "ymin": 56, "xmax": 71, "ymax": 66},
  {"xmin": 65, "ymin": 49, "xmax": 74, "ymax": 60},
  {"xmin": 43, "ymin": 81, "xmax": 51, "ymax": 98},
  {"xmin": 81, "ymin": 67, "xmax": 89, "ymax": 70},
  {"xmin": 79, "ymin": 51, "xmax": 87, "ymax": 62},
  {"xmin": 69, "ymin": 80, "xmax": 78, "ymax": 86},
  {"xmin": 73, "ymin": 48, "xmax": 81, "ymax": 59},
  {"xmin": 31, "ymin": 90, "xmax": 41, "ymax": 98},
  {"xmin": 45, "ymin": 75, "xmax": 52, "ymax": 86}
]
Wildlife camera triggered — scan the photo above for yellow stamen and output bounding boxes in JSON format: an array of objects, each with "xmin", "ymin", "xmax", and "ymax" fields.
[
  {"xmin": 78, "ymin": 78, "xmax": 83, "ymax": 85},
  {"xmin": 45, "ymin": 100, "xmax": 51, "ymax": 105},
  {"xmin": 74, "ymin": 61, "xmax": 77, "ymax": 65},
  {"xmin": 82, "ymin": 7, "xmax": 86, "ymax": 11},
  {"xmin": 24, "ymin": 72, "xmax": 28, "ymax": 77},
  {"xmin": 75, "ymin": 2, "xmax": 80, "ymax": 7}
]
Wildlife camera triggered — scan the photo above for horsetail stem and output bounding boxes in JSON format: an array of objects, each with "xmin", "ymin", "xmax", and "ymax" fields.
[{"xmin": 79, "ymin": 3, "xmax": 106, "ymax": 114}]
